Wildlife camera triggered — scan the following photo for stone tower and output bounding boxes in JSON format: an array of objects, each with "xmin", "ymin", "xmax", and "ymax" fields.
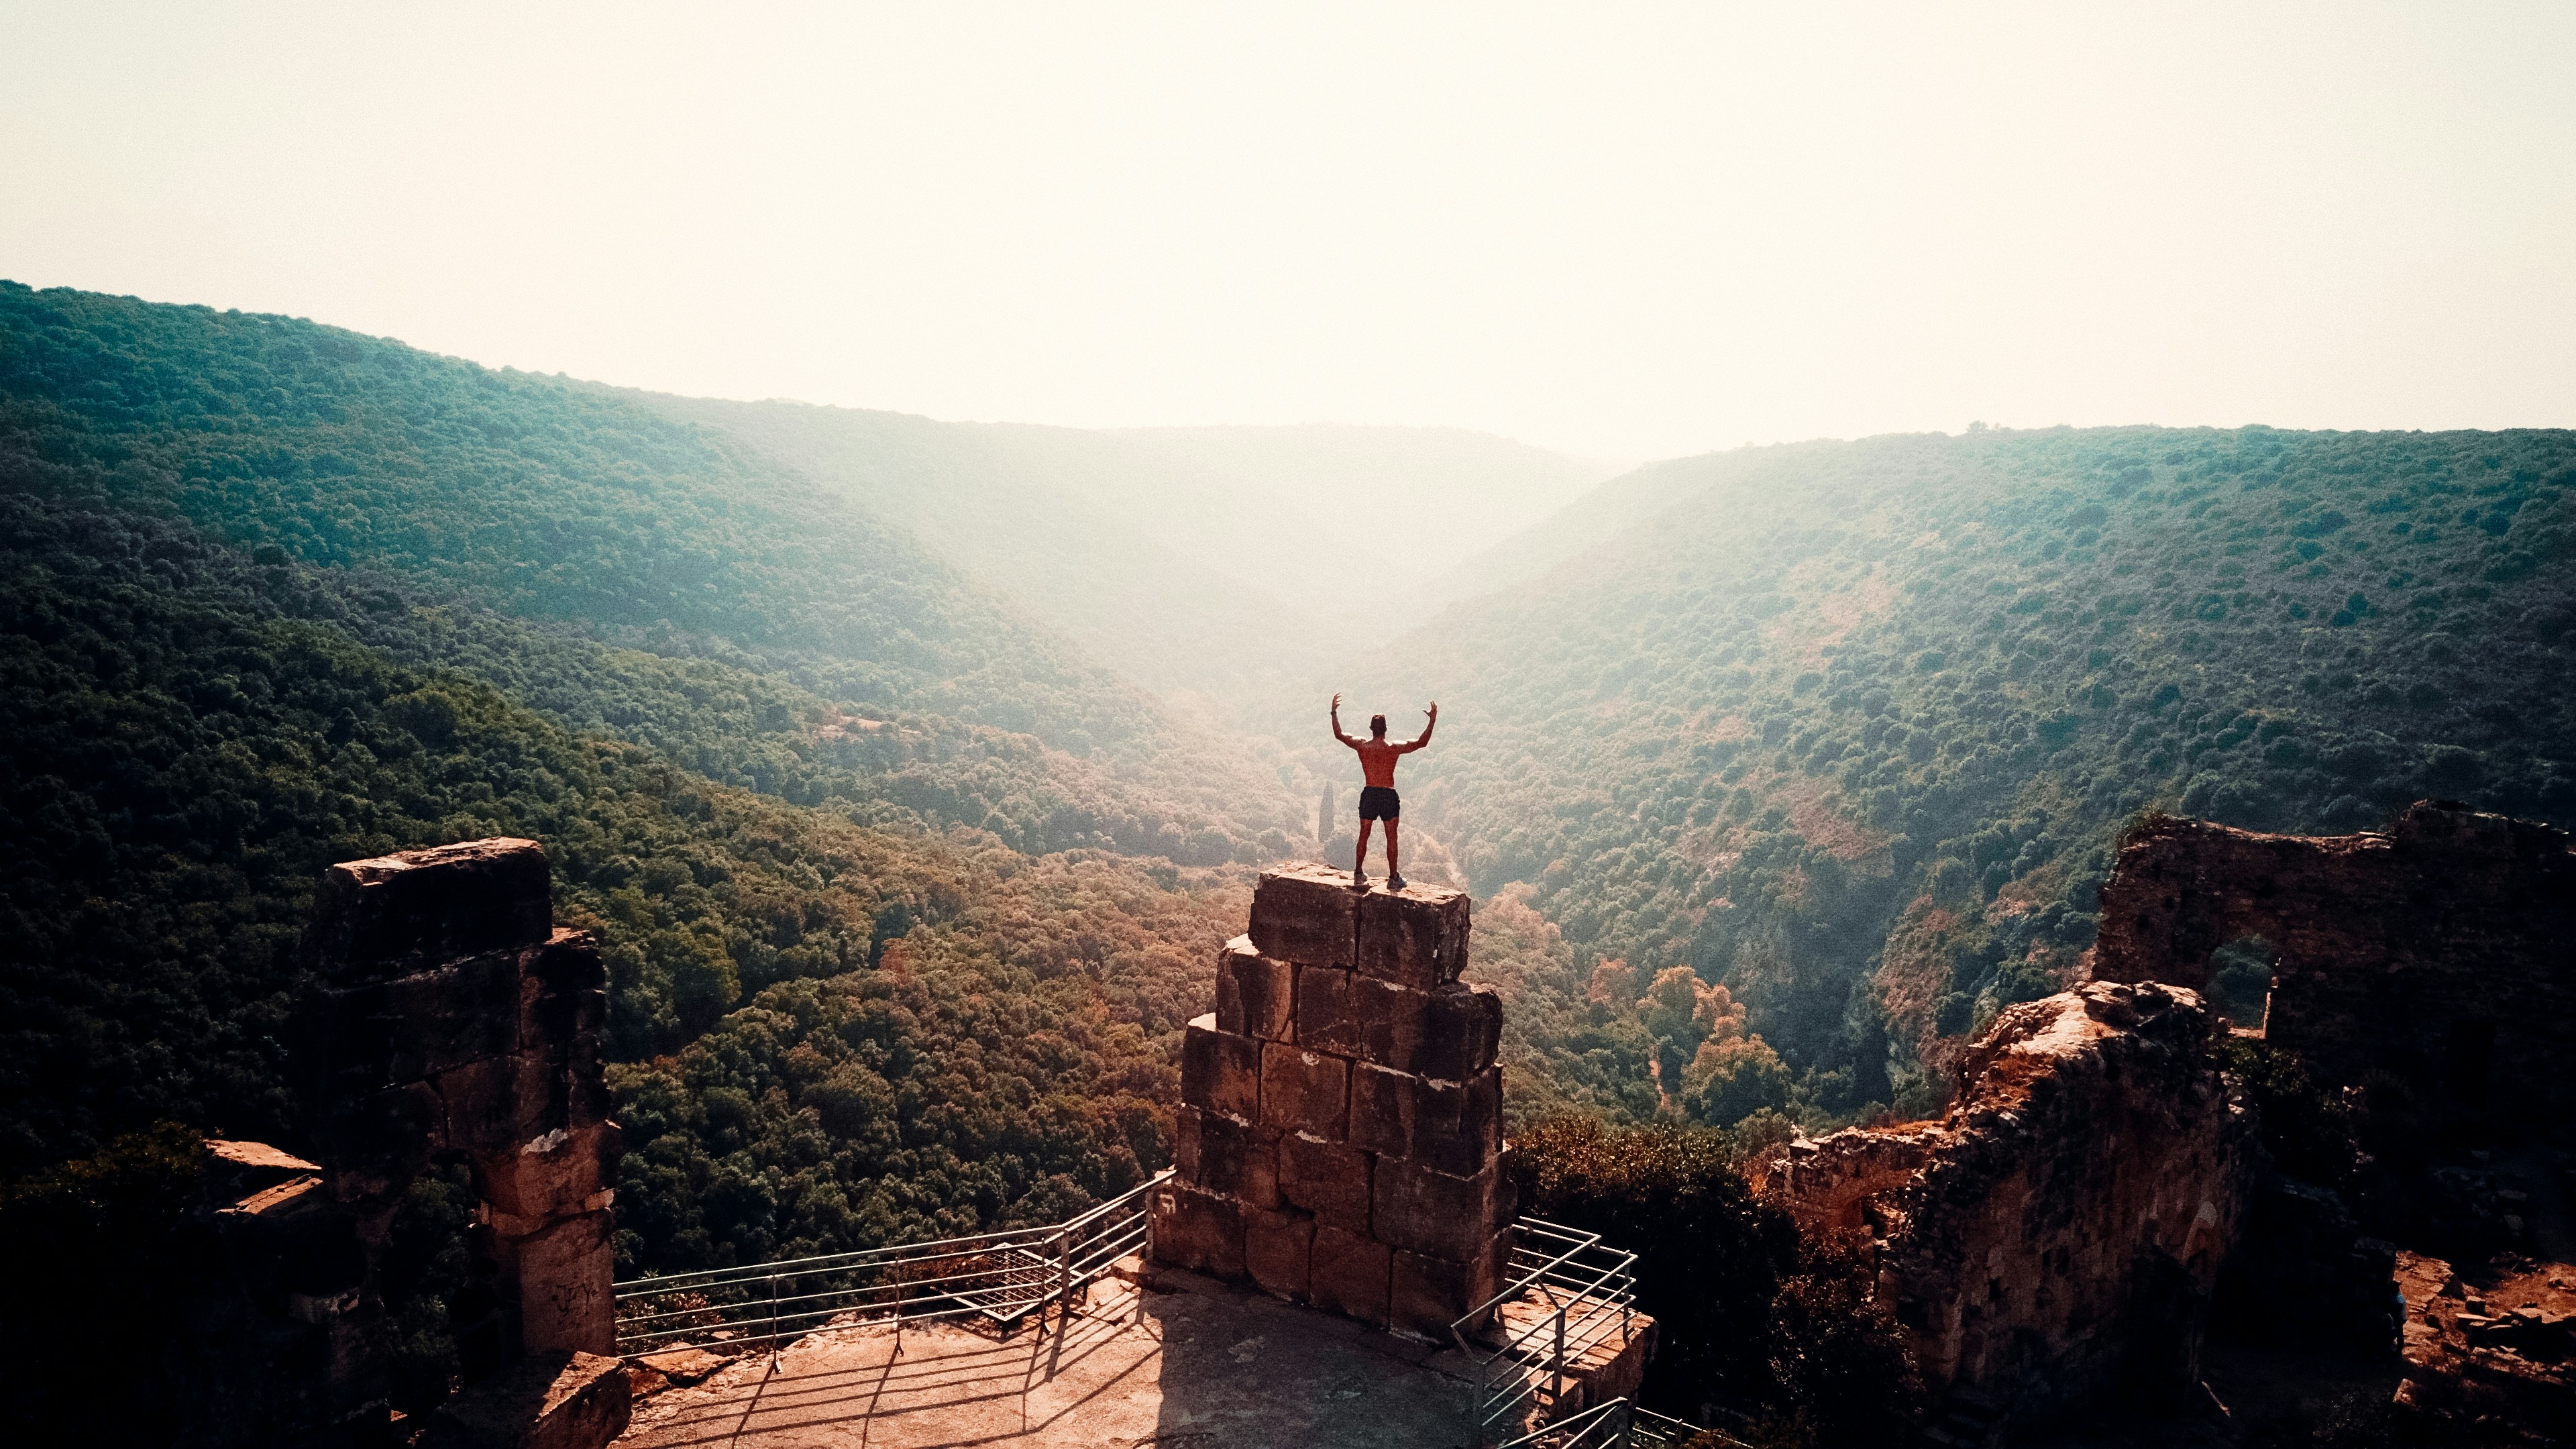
[
  {"xmin": 294, "ymin": 838, "xmax": 629, "ymax": 1442},
  {"xmin": 1151, "ymin": 863, "xmax": 1511, "ymax": 1340}
]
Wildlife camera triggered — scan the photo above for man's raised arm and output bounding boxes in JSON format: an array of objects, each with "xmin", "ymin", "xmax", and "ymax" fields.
[
  {"xmin": 1330, "ymin": 692, "xmax": 1360, "ymax": 748},
  {"xmin": 1401, "ymin": 701, "xmax": 1438, "ymax": 752}
]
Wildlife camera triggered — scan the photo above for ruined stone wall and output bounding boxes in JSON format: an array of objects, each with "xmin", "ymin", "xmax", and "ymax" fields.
[
  {"xmin": 1751, "ymin": 982, "xmax": 2254, "ymax": 1419},
  {"xmin": 2092, "ymin": 802, "xmax": 2576, "ymax": 1116},
  {"xmin": 289, "ymin": 838, "xmax": 628, "ymax": 1444},
  {"xmin": 1151, "ymin": 863, "xmax": 1513, "ymax": 1340}
]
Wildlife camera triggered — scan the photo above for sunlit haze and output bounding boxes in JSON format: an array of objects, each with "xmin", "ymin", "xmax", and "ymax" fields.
[{"xmin": 5, "ymin": 1, "xmax": 2571, "ymax": 459}]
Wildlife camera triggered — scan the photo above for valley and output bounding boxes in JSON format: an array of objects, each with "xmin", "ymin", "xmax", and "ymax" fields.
[{"xmin": 5, "ymin": 280, "xmax": 2573, "ymax": 1445}]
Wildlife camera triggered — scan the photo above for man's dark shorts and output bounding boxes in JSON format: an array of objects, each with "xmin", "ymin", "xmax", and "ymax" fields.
[{"xmin": 1358, "ymin": 786, "xmax": 1401, "ymax": 822}]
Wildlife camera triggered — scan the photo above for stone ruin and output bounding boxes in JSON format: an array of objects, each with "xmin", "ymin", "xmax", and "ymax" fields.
[
  {"xmin": 1151, "ymin": 863, "xmax": 1515, "ymax": 1340},
  {"xmin": 1750, "ymin": 981, "xmax": 2254, "ymax": 1419},
  {"xmin": 2090, "ymin": 800, "xmax": 2576, "ymax": 1120},
  {"xmin": 2090, "ymin": 800, "xmax": 2576, "ymax": 1434},
  {"xmin": 197, "ymin": 839, "xmax": 630, "ymax": 1448},
  {"xmin": 1744, "ymin": 800, "xmax": 2576, "ymax": 1434}
]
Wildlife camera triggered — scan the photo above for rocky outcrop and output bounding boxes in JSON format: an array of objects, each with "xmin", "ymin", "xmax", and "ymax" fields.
[
  {"xmin": 1750, "ymin": 982, "xmax": 2254, "ymax": 1421},
  {"xmin": 1153, "ymin": 863, "xmax": 1514, "ymax": 1340},
  {"xmin": 2092, "ymin": 802, "xmax": 2576, "ymax": 1117}
]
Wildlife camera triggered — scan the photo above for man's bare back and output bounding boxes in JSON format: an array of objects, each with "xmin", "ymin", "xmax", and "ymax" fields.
[
  {"xmin": 1331, "ymin": 694, "xmax": 1435, "ymax": 890},
  {"xmin": 1351, "ymin": 736, "xmax": 1407, "ymax": 790}
]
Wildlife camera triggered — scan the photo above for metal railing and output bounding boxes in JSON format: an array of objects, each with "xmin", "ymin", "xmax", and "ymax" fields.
[
  {"xmin": 1453, "ymin": 1218, "xmax": 1642, "ymax": 1447},
  {"xmin": 1631, "ymin": 1403, "xmax": 1743, "ymax": 1448},
  {"xmin": 1491, "ymin": 1398, "xmax": 1747, "ymax": 1449},
  {"xmin": 611, "ymin": 1169, "xmax": 1168, "ymax": 1356}
]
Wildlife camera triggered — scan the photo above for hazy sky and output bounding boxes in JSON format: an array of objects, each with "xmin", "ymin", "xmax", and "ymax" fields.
[{"xmin": 5, "ymin": 3, "xmax": 2571, "ymax": 460}]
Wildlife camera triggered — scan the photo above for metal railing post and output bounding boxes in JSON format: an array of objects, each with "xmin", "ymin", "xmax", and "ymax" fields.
[
  {"xmin": 1056, "ymin": 1224, "xmax": 1075, "ymax": 1323},
  {"xmin": 1551, "ymin": 1305, "xmax": 1567, "ymax": 1411}
]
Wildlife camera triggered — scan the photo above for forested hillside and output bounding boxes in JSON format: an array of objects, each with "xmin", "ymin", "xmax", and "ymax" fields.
[
  {"xmin": 0, "ymin": 282, "xmax": 1328, "ymax": 1275},
  {"xmin": 1326, "ymin": 426, "xmax": 2576, "ymax": 1126},
  {"xmin": 0, "ymin": 496, "xmax": 1238, "ymax": 1267},
  {"xmin": 0, "ymin": 282, "xmax": 1301, "ymax": 861}
]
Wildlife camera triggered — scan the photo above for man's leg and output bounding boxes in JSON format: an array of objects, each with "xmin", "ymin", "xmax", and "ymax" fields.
[
  {"xmin": 1354, "ymin": 818, "xmax": 1375, "ymax": 881},
  {"xmin": 1385, "ymin": 818, "xmax": 1401, "ymax": 883}
]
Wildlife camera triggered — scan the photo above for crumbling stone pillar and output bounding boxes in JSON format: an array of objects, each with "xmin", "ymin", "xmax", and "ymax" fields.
[
  {"xmin": 293, "ymin": 838, "xmax": 628, "ymax": 1444},
  {"xmin": 1152, "ymin": 863, "xmax": 1512, "ymax": 1340}
]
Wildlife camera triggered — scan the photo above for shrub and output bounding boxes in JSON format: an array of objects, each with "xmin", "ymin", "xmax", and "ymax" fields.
[
  {"xmin": 2212, "ymin": 1036, "xmax": 2351, "ymax": 1187},
  {"xmin": 0, "ymin": 1123, "xmax": 205, "ymax": 1442},
  {"xmin": 1758, "ymin": 1240, "xmax": 1927, "ymax": 1447},
  {"xmin": 1509, "ymin": 1116, "xmax": 1797, "ymax": 1403}
]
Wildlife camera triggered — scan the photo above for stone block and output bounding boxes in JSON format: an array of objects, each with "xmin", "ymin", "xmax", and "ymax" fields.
[
  {"xmin": 1260, "ymin": 1042, "xmax": 1350, "ymax": 1139},
  {"xmin": 1372, "ymin": 1155, "xmax": 1511, "ymax": 1260},
  {"xmin": 1244, "ymin": 1207, "xmax": 1315, "ymax": 1302},
  {"xmin": 1309, "ymin": 1225, "xmax": 1393, "ymax": 1328},
  {"xmin": 308, "ymin": 838, "xmax": 553, "ymax": 983},
  {"xmin": 1250, "ymin": 863, "xmax": 1358, "ymax": 969},
  {"xmin": 474, "ymin": 1120, "xmax": 623, "ymax": 1220},
  {"xmin": 1350, "ymin": 1062, "xmax": 1409, "ymax": 1159},
  {"xmin": 313, "ymin": 1082, "xmax": 441, "ymax": 1201},
  {"xmin": 1193, "ymin": 1111, "xmax": 1280, "ymax": 1209},
  {"xmin": 1348, "ymin": 977, "xmax": 1427, "ymax": 1071},
  {"xmin": 1298, "ymin": 972, "xmax": 1497, "ymax": 1079},
  {"xmin": 1390, "ymin": 1230, "xmax": 1513, "ymax": 1340},
  {"xmin": 1151, "ymin": 1183, "xmax": 1246, "ymax": 1279},
  {"xmin": 633, "ymin": 1347, "xmax": 728, "ymax": 1387},
  {"xmin": 523, "ymin": 930, "xmax": 607, "ymax": 1048},
  {"xmin": 1350, "ymin": 1064, "xmax": 1502, "ymax": 1178},
  {"xmin": 1417, "ymin": 983, "xmax": 1504, "ymax": 1081},
  {"xmin": 211, "ymin": 1172, "xmax": 362, "ymax": 1303},
  {"xmin": 433, "ymin": 1047, "xmax": 565, "ymax": 1157},
  {"xmin": 1180, "ymin": 1014, "xmax": 1261, "ymax": 1121},
  {"xmin": 1174, "ymin": 1104, "xmax": 1202, "ymax": 1181},
  {"xmin": 205, "ymin": 1138, "xmax": 319, "ymax": 1197},
  {"xmin": 1294, "ymin": 965, "xmax": 1364, "ymax": 1055},
  {"xmin": 392, "ymin": 952, "xmax": 528, "ymax": 1079},
  {"xmin": 1277, "ymin": 1131, "xmax": 1373, "ymax": 1233},
  {"xmin": 423, "ymin": 1348, "xmax": 630, "ymax": 1449},
  {"xmin": 1356, "ymin": 883, "xmax": 1470, "ymax": 989},
  {"xmin": 1214, "ymin": 935, "xmax": 1296, "ymax": 1040},
  {"xmin": 300, "ymin": 951, "xmax": 525, "ymax": 1094},
  {"xmin": 562, "ymin": 1032, "xmax": 612, "ymax": 1130},
  {"xmin": 500, "ymin": 1209, "xmax": 616, "ymax": 1355}
]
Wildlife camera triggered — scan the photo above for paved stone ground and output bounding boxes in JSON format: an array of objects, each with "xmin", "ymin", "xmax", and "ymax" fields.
[{"xmin": 616, "ymin": 1272, "xmax": 1483, "ymax": 1449}]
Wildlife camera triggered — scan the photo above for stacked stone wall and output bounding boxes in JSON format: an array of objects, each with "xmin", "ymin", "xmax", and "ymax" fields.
[{"xmin": 1152, "ymin": 863, "xmax": 1513, "ymax": 1340}]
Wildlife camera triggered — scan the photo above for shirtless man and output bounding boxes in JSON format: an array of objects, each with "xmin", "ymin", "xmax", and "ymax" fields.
[{"xmin": 1331, "ymin": 694, "xmax": 1436, "ymax": 891}]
